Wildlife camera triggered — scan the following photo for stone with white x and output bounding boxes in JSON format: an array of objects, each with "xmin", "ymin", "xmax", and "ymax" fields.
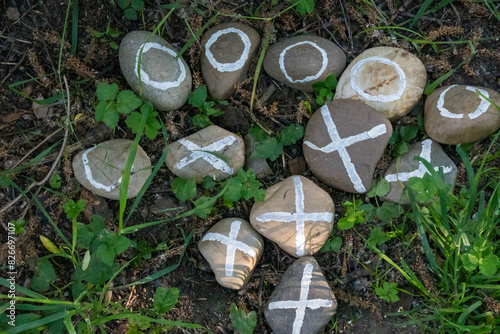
[
  {"xmin": 199, "ymin": 218, "xmax": 264, "ymax": 290},
  {"xmin": 166, "ymin": 125, "xmax": 245, "ymax": 183},
  {"xmin": 382, "ymin": 139, "xmax": 457, "ymax": 204},
  {"xmin": 265, "ymin": 257, "xmax": 337, "ymax": 334},
  {"xmin": 303, "ymin": 100, "xmax": 393, "ymax": 194},
  {"xmin": 250, "ymin": 176, "xmax": 335, "ymax": 257}
]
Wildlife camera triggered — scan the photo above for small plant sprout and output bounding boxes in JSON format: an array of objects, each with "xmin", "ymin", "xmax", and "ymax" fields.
[
  {"xmin": 188, "ymin": 85, "xmax": 226, "ymax": 128},
  {"xmin": 230, "ymin": 303, "xmax": 257, "ymax": 334},
  {"xmin": 251, "ymin": 124, "xmax": 305, "ymax": 161},
  {"xmin": 375, "ymin": 282, "xmax": 399, "ymax": 302},
  {"xmin": 89, "ymin": 23, "xmax": 123, "ymax": 49},
  {"xmin": 313, "ymin": 75, "xmax": 338, "ymax": 105},
  {"xmin": 118, "ymin": 0, "xmax": 145, "ymax": 20}
]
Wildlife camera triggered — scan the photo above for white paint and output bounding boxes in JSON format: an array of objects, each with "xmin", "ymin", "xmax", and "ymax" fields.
[
  {"xmin": 279, "ymin": 41, "xmax": 328, "ymax": 83},
  {"xmin": 82, "ymin": 146, "xmax": 133, "ymax": 191},
  {"xmin": 134, "ymin": 42, "xmax": 186, "ymax": 90},
  {"xmin": 202, "ymin": 220, "xmax": 257, "ymax": 277},
  {"xmin": 350, "ymin": 56, "xmax": 406, "ymax": 102},
  {"xmin": 256, "ymin": 176, "xmax": 334, "ymax": 256},
  {"xmin": 204, "ymin": 28, "xmax": 251, "ymax": 72},
  {"xmin": 268, "ymin": 263, "xmax": 333, "ymax": 334},
  {"xmin": 437, "ymin": 85, "xmax": 491, "ymax": 120},
  {"xmin": 175, "ymin": 136, "xmax": 236, "ymax": 174},
  {"xmin": 304, "ymin": 105, "xmax": 388, "ymax": 193},
  {"xmin": 385, "ymin": 139, "xmax": 453, "ymax": 182}
]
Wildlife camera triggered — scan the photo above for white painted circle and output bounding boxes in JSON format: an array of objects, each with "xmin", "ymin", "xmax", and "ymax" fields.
[
  {"xmin": 350, "ymin": 56, "xmax": 406, "ymax": 102},
  {"xmin": 279, "ymin": 41, "xmax": 328, "ymax": 83},
  {"xmin": 134, "ymin": 42, "xmax": 186, "ymax": 90},
  {"xmin": 437, "ymin": 85, "xmax": 491, "ymax": 120},
  {"xmin": 204, "ymin": 28, "xmax": 251, "ymax": 73}
]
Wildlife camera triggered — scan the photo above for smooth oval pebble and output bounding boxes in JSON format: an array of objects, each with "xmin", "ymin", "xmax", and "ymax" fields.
[
  {"xmin": 250, "ymin": 176, "xmax": 335, "ymax": 257},
  {"xmin": 263, "ymin": 35, "xmax": 346, "ymax": 92},
  {"xmin": 199, "ymin": 218, "xmax": 264, "ymax": 290},
  {"xmin": 119, "ymin": 30, "xmax": 192, "ymax": 111},
  {"xmin": 335, "ymin": 47, "xmax": 426, "ymax": 121},
  {"xmin": 201, "ymin": 22, "xmax": 260, "ymax": 100},
  {"xmin": 303, "ymin": 99, "xmax": 393, "ymax": 194},
  {"xmin": 165, "ymin": 125, "xmax": 245, "ymax": 183},
  {"xmin": 72, "ymin": 139, "xmax": 151, "ymax": 200},
  {"xmin": 424, "ymin": 85, "xmax": 500, "ymax": 144}
]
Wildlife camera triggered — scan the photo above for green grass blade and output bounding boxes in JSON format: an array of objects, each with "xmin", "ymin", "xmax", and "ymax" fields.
[
  {"xmin": 424, "ymin": 54, "xmax": 472, "ymax": 95},
  {"xmin": 410, "ymin": 0, "xmax": 435, "ymax": 28},
  {"xmin": 4, "ymin": 311, "xmax": 71, "ymax": 334},
  {"xmin": 457, "ymin": 300, "xmax": 482, "ymax": 324},
  {"xmin": 0, "ymin": 278, "xmax": 46, "ymax": 299},
  {"xmin": 176, "ymin": 13, "xmax": 219, "ymax": 59},
  {"xmin": 250, "ymin": 29, "xmax": 272, "ymax": 110},
  {"xmin": 32, "ymin": 196, "xmax": 71, "ymax": 246},
  {"xmin": 91, "ymin": 313, "xmax": 205, "ymax": 329},
  {"xmin": 71, "ymin": 0, "xmax": 79, "ymax": 54}
]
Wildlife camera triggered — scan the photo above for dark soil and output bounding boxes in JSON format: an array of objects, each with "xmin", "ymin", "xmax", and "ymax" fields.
[{"xmin": 1, "ymin": 0, "xmax": 500, "ymax": 333}]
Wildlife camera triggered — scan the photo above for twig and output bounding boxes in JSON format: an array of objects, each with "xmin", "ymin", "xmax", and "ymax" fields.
[
  {"xmin": 0, "ymin": 53, "xmax": 26, "ymax": 86},
  {"xmin": 12, "ymin": 128, "xmax": 63, "ymax": 168},
  {"xmin": 339, "ymin": 0, "xmax": 354, "ymax": 51}
]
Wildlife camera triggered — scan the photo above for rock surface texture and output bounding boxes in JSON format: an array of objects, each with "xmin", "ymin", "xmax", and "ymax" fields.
[
  {"xmin": 335, "ymin": 47, "xmax": 427, "ymax": 121},
  {"xmin": 263, "ymin": 35, "xmax": 346, "ymax": 92},
  {"xmin": 199, "ymin": 218, "xmax": 264, "ymax": 290},
  {"xmin": 73, "ymin": 139, "xmax": 151, "ymax": 200},
  {"xmin": 250, "ymin": 176, "xmax": 334, "ymax": 257},
  {"xmin": 303, "ymin": 100, "xmax": 392, "ymax": 194},
  {"xmin": 424, "ymin": 85, "xmax": 500, "ymax": 144},
  {"xmin": 201, "ymin": 23, "xmax": 260, "ymax": 100},
  {"xmin": 382, "ymin": 139, "xmax": 458, "ymax": 204},
  {"xmin": 119, "ymin": 30, "xmax": 192, "ymax": 111},
  {"xmin": 165, "ymin": 125, "xmax": 245, "ymax": 183},
  {"xmin": 265, "ymin": 257, "xmax": 337, "ymax": 334}
]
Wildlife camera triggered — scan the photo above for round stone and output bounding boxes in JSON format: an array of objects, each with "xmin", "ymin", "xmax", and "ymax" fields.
[
  {"xmin": 72, "ymin": 139, "xmax": 151, "ymax": 200},
  {"xmin": 382, "ymin": 139, "xmax": 458, "ymax": 204},
  {"xmin": 303, "ymin": 99, "xmax": 393, "ymax": 194},
  {"xmin": 249, "ymin": 176, "xmax": 335, "ymax": 257},
  {"xmin": 165, "ymin": 125, "xmax": 245, "ymax": 183},
  {"xmin": 335, "ymin": 47, "xmax": 427, "ymax": 121},
  {"xmin": 119, "ymin": 30, "xmax": 192, "ymax": 111},
  {"xmin": 198, "ymin": 218, "xmax": 264, "ymax": 290},
  {"xmin": 264, "ymin": 257, "xmax": 337, "ymax": 334},
  {"xmin": 201, "ymin": 23, "xmax": 260, "ymax": 100},
  {"xmin": 424, "ymin": 85, "xmax": 500, "ymax": 144},
  {"xmin": 263, "ymin": 35, "xmax": 346, "ymax": 92}
]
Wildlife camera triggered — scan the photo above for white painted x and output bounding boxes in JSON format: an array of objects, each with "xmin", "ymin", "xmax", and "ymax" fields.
[
  {"xmin": 385, "ymin": 139, "xmax": 453, "ymax": 182},
  {"xmin": 175, "ymin": 136, "xmax": 236, "ymax": 174},
  {"xmin": 255, "ymin": 176, "xmax": 333, "ymax": 256},
  {"xmin": 202, "ymin": 220, "xmax": 256, "ymax": 277},
  {"xmin": 304, "ymin": 105, "xmax": 388, "ymax": 193},
  {"xmin": 268, "ymin": 263, "xmax": 333, "ymax": 334}
]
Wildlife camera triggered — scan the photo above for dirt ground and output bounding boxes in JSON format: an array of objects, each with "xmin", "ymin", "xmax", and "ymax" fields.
[{"xmin": 1, "ymin": 0, "xmax": 499, "ymax": 333}]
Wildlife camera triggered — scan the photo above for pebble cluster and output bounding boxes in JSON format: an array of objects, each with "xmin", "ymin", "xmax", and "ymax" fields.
[{"xmin": 72, "ymin": 22, "xmax": 500, "ymax": 334}]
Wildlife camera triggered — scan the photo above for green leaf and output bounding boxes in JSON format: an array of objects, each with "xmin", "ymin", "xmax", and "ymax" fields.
[
  {"xmin": 114, "ymin": 234, "xmax": 132, "ymax": 254},
  {"xmin": 118, "ymin": 0, "xmax": 130, "ymax": 9},
  {"xmin": 320, "ymin": 236, "xmax": 342, "ymax": 253},
  {"xmin": 109, "ymin": 41, "xmax": 119, "ymax": 50},
  {"xmin": 394, "ymin": 141, "xmax": 409, "ymax": 156},
  {"xmin": 324, "ymin": 75, "xmax": 338, "ymax": 89},
  {"xmin": 376, "ymin": 202, "xmax": 402, "ymax": 223},
  {"xmin": 102, "ymin": 106, "xmax": 120, "ymax": 130},
  {"xmin": 223, "ymin": 177, "xmax": 244, "ymax": 205},
  {"xmin": 127, "ymin": 104, "xmax": 161, "ymax": 139},
  {"xmin": 202, "ymin": 176, "xmax": 216, "ymax": 190},
  {"xmin": 82, "ymin": 250, "xmax": 91, "ymax": 271},
  {"xmin": 96, "ymin": 82, "xmax": 119, "ymax": 102},
  {"xmin": 337, "ymin": 217, "xmax": 354, "ymax": 230},
  {"xmin": 316, "ymin": 96, "xmax": 324, "ymax": 105},
  {"xmin": 89, "ymin": 28, "xmax": 105, "ymax": 38},
  {"xmin": 193, "ymin": 196, "xmax": 214, "ymax": 219},
  {"xmin": 11, "ymin": 218, "xmax": 25, "ymax": 234},
  {"xmin": 124, "ymin": 8, "xmax": 138, "ymax": 20},
  {"xmin": 359, "ymin": 203, "xmax": 376, "ymax": 222},
  {"xmin": 94, "ymin": 100, "xmax": 108, "ymax": 122},
  {"xmin": 31, "ymin": 258, "xmax": 56, "ymax": 292},
  {"xmin": 131, "ymin": 0, "xmax": 144, "ymax": 11},
  {"xmin": 154, "ymin": 287, "xmax": 179, "ymax": 313},
  {"xmin": 252, "ymin": 138, "xmax": 283, "ymax": 161},
  {"xmin": 280, "ymin": 124, "xmax": 305, "ymax": 146},
  {"xmin": 248, "ymin": 126, "xmax": 269, "ymax": 142},
  {"xmin": 63, "ymin": 199, "xmax": 86, "ymax": 220},
  {"xmin": 125, "ymin": 112, "xmax": 142, "ymax": 133},
  {"xmin": 462, "ymin": 253, "xmax": 479, "ymax": 272},
  {"xmin": 479, "ymin": 254, "xmax": 499, "ymax": 277},
  {"xmin": 172, "ymin": 177, "xmax": 197, "ymax": 202},
  {"xmin": 188, "ymin": 85, "xmax": 207, "ymax": 109},
  {"xmin": 107, "ymin": 27, "xmax": 123, "ymax": 38},
  {"xmin": 97, "ymin": 243, "xmax": 115, "ymax": 266},
  {"xmin": 367, "ymin": 178, "xmax": 390, "ymax": 198},
  {"xmin": 312, "ymin": 81, "xmax": 325, "ymax": 92},
  {"xmin": 116, "ymin": 90, "xmax": 142, "ymax": 114},
  {"xmin": 367, "ymin": 226, "xmax": 389, "ymax": 249},
  {"xmin": 230, "ymin": 303, "xmax": 257, "ymax": 334},
  {"xmin": 40, "ymin": 235, "xmax": 60, "ymax": 254},
  {"xmin": 192, "ymin": 114, "xmax": 212, "ymax": 128},
  {"xmin": 400, "ymin": 125, "xmax": 419, "ymax": 141},
  {"xmin": 388, "ymin": 131, "xmax": 400, "ymax": 145},
  {"xmin": 49, "ymin": 173, "xmax": 62, "ymax": 189}
]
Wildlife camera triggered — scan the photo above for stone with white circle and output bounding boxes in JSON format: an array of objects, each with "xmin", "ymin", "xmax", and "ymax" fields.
[
  {"xmin": 263, "ymin": 35, "xmax": 346, "ymax": 92},
  {"xmin": 425, "ymin": 84, "xmax": 500, "ymax": 144},
  {"xmin": 335, "ymin": 47, "xmax": 426, "ymax": 121},
  {"xmin": 119, "ymin": 30, "xmax": 192, "ymax": 111}
]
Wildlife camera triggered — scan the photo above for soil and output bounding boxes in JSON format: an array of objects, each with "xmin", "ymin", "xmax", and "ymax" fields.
[{"xmin": 1, "ymin": 0, "xmax": 500, "ymax": 333}]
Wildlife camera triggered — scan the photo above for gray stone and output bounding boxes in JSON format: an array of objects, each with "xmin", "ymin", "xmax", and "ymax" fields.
[
  {"xmin": 244, "ymin": 134, "xmax": 273, "ymax": 179},
  {"xmin": 119, "ymin": 30, "xmax": 192, "ymax": 111},
  {"xmin": 73, "ymin": 139, "xmax": 151, "ymax": 200},
  {"xmin": 335, "ymin": 47, "xmax": 427, "ymax": 121},
  {"xmin": 201, "ymin": 23, "xmax": 260, "ymax": 100},
  {"xmin": 265, "ymin": 257, "xmax": 337, "ymax": 334},
  {"xmin": 250, "ymin": 176, "xmax": 334, "ymax": 257},
  {"xmin": 303, "ymin": 99, "xmax": 393, "ymax": 194},
  {"xmin": 382, "ymin": 139, "xmax": 458, "ymax": 204},
  {"xmin": 199, "ymin": 218, "xmax": 264, "ymax": 290},
  {"xmin": 263, "ymin": 35, "xmax": 346, "ymax": 92},
  {"xmin": 165, "ymin": 125, "xmax": 245, "ymax": 183},
  {"xmin": 424, "ymin": 85, "xmax": 500, "ymax": 144}
]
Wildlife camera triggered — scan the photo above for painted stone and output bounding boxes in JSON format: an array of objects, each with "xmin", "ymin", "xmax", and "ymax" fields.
[
  {"xmin": 244, "ymin": 134, "xmax": 273, "ymax": 179},
  {"xmin": 424, "ymin": 85, "xmax": 500, "ymax": 145},
  {"xmin": 201, "ymin": 23, "xmax": 260, "ymax": 100},
  {"xmin": 165, "ymin": 125, "xmax": 245, "ymax": 183},
  {"xmin": 72, "ymin": 139, "xmax": 151, "ymax": 200},
  {"xmin": 382, "ymin": 139, "xmax": 458, "ymax": 204},
  {"xmin": 263, "ymin": 35, "xmax": 346, "ymax": 92},
  {"xmin": 303, "ymin": 100, "xmax": 392, "ymax": 194},
  {"xmin": 199, "ymin": 218, "xmax": 264, "ymax": 290},
  {"xmin": 265, "ymin": 257, "xmax": 337, "ymax": 334},
  {"xmin": 335, "ymin": 47, "xmax": 427, "ymax": 121},
  {"xmin": 119, "ymin": 30, "xmax": 192, "ymax": 111},
  {"xmin": 249, "ymin": 176, "xmax": 334, "ymax": 257}
]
